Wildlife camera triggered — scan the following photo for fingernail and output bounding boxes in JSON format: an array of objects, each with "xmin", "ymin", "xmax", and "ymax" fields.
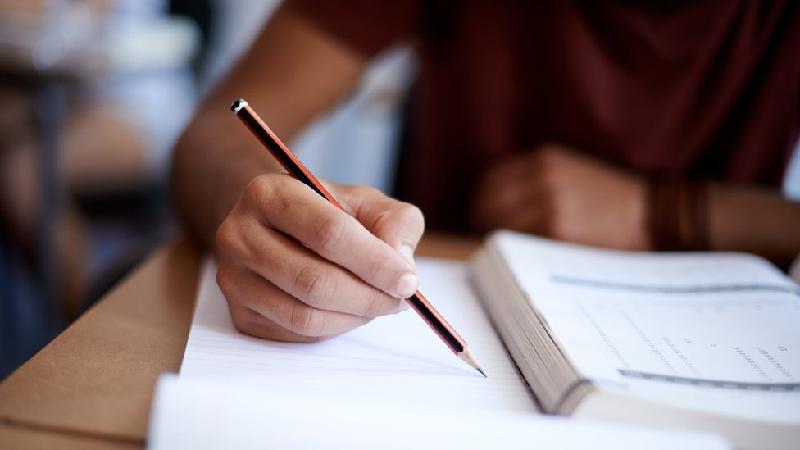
[
  {"xmin": 396, "ymin": 273, "xmax": 417, "ymax": 299},
  {"xmin": 399, "ymin": 244, "xmax": 415, "ymax": 268}
]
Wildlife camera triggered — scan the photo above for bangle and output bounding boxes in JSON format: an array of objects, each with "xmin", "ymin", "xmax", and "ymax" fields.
[{"xmin": 647, "ymin": 179, "xmax": 709, "ymax": 251}]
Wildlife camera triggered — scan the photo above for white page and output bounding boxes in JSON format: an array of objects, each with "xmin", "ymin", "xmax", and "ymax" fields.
[
  {"xmin": 492, "ymin": 231, "xmax": 800, "ymax": 422},
  {"xmin": 148, "ymin": 374, "xmax": 730, "ymax": 450},
  {"xmin": 181, "ymin": 258, "xmax": 536, "ymax": 413}
]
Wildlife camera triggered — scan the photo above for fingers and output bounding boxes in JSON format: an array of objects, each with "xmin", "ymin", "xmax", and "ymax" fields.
[
  {"xmin": 474, "ymin": 146, "xmax": 598, "ymax": 233},
  {"xmin": 227, "ymin": 301, "xmax": 324, "ymax": 343},
  {"xmin": 335, "ymin": 185, "xmax": 425, "ymax": 266},
  {"xmin": 498, "ymin": 199, "xmax": 551, "ymax": 235},
  {"xmin": 246, "ymin": 175, "xmax": 418, "ymax": 299},
  {"xmin": 223, "ymin": 217, "xmax": 407, "ymax": 317},
  {"xmin": 218, "ymin": 263, "xmax": 373, "ymax": 339},
  {"xmin": 215, "ymin": 174, "xmax": 421, "ymax": 343},
  {"xmin": 473, "ymin": 162, "xmax": 547, "ymax": 232},
  {"xmin": 474, "ymin": 179, "xmax": 535, "ymax": 228}
]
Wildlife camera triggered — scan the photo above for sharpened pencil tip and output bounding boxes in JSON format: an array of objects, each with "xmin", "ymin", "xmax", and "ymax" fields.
[{"xmin": 458, "ymin": 350, "xmax": 486, "ymax": 377}]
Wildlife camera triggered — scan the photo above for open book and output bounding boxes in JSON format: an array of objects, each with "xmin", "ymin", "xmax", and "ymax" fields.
[
  {"xmin": 472, "ymin": 231, "xmax": 800, "ymax": 450},
  {"xmin": 148, "ymin": 231, "xmax": 799, "ymax": 449}
]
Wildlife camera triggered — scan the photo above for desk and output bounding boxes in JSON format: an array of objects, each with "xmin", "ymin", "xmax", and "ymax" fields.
[{"xmin": 0, "ymin": 234, "xmax": 479, "ymax": 449}]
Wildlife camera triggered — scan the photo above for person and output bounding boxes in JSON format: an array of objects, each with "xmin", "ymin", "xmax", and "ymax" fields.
[{"xmin": 172, "ymin": 0, "xmax": 800, "ymax": 343}]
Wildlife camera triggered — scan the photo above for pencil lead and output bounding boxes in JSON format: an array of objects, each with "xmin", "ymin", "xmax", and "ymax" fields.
[{"xmin": 459, "ymin": 350, "xmax": 486, "ymax": 377}]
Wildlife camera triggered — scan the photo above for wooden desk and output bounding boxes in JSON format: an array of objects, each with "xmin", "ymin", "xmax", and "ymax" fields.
[{"xmin": 0, "ymin": 234, "xmax": 479, "ymax": 449}]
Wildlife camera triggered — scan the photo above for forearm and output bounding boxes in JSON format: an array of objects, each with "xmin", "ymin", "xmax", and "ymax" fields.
[
  {"xmin": 170, "ymin": 2, "xmax": 364, "ymax": 248},
  {"xmin": 172, "ymin": 110, "xmax": 278, "ymax": 248},
  {"xmin": 707, "ymin": 182, "xmax": 800, "ymax": 269}
]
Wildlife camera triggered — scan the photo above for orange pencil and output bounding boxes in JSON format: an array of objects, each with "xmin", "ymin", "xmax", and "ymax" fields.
[{"xmin": 231, "ymin": 98, "xmax": 485, "ymax": 377}]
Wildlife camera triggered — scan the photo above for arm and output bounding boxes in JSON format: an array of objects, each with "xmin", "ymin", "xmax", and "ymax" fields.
[
  {"xmin": 472, "ymin": 144, "xmax": 800, "ymax": 269},
  {"xmin": 708, "ymin": 183, "xmax": 800, "ymax": 268},
  {"xmin": 172, "ymin": 3, "xmax": 424, "ymax": 342},
  {"xmin": 173, "ymin": 3, "xmax": 364, "ymax": 246}
]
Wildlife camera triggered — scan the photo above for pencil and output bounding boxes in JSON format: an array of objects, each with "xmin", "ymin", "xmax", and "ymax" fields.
[{"xmin": 231, "ymin": 98, "xmax": 486, "ymax": 377}]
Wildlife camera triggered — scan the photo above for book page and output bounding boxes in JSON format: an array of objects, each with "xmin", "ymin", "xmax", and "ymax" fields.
[
  {"xmin": 493, "ymin": 232, "xmax": 800, "ymax": 422},
  {"xmin": 180, "ymin": 258, "xmax": 535, "ymax": 413}
]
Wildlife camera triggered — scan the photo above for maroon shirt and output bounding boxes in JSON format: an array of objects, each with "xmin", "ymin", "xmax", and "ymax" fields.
[{"xmin": 292, "ymin": 0, "xmax": 800, "ymax": 232}]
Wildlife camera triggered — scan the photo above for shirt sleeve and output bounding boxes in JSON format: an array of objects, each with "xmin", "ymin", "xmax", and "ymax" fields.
[{"xmin": 288, "ymin": 0, "xmax": 423, "ymax": 57}]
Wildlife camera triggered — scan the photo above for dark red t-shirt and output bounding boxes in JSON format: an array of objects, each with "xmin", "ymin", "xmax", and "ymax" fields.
[{"xmin": 291, "ymin": 0, "xmax": 800, "ymax": 232}]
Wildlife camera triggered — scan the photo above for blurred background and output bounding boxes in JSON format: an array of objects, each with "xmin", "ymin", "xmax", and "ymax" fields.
[
  {"xmin": 0, "ymin": 0, "xmax": 415, "ymax": 380},
  {"xmin": 0, "ymin": 0, "xmax": 798, "ymax": 380}
]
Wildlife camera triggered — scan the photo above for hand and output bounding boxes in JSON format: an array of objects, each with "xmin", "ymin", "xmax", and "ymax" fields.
[
  {"xmin": 215, "ymin": 174, "xmax": 424, "ymax": 342},
  {"xmin": 472, "ymin": 144, "xmax": 650, "ymax": 250}
]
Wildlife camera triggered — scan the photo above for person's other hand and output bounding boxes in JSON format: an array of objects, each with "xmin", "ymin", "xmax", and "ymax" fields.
[
  {"xmin": 472, "ymin": 144, "xmax": 650, "ymax": 250},
  {"xmin": 215, "ymin": 174, "xmax": 423, "ymax": 342}
]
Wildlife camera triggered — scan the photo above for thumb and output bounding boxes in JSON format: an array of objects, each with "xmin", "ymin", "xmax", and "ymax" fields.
[{"xmin": 333, "ymin": 184, "xmax": 425, "ymax": 267}]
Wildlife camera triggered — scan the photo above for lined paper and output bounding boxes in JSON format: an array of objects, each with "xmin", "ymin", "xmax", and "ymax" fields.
[
  {"xmin": 157, "ymin": 252, "xmax": 730, "ymax": 450},
  {"xmin": 180, "ymin": 258, "xmax": 536, "ymax": 413}
]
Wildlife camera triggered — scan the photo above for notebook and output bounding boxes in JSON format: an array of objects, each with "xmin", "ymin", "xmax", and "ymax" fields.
[
  {"xmin": 471, "ymin": 231, "xmax": 800, "ymax": 450},
  {"xmin": 149, "ymin": 256, "xmax": 727, "ymax": 450}
]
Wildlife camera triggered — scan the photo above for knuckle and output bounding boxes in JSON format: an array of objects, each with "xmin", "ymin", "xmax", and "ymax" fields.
[
  {"xmin": 369, "ymin": 208, "xmax": 394, "ymax": 238},
  {"xmin": 371, "ymin": 202, "xmax": 425, "ymax": 241},
  {"xmin": 401, "ymin": 203, "xmax": 425, "ymax": 235},
  {"xmin": 243, "ymin": 174, "xmax": 272, "ymax": 203},
  {"xmin": 243, "ymin": 173, "xmax": 288, "ymax": 210},
  {"xmin": 214, "ymin": 220, "xmax": 240, "ymax": 255},
  {"xmin": 269, "ymin": 176, "xmax": 293, "ymax": 211},
  {"xmin": 292, "ymin": 265, "xmax": 330, "ymax": 306},
  {"xmin": 289, "ymin": 304, "xmax": 326, "ymax": 336},
  {"xmin": 314, "ymin": 216, "xmax": 347, "ymax": 254}
]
